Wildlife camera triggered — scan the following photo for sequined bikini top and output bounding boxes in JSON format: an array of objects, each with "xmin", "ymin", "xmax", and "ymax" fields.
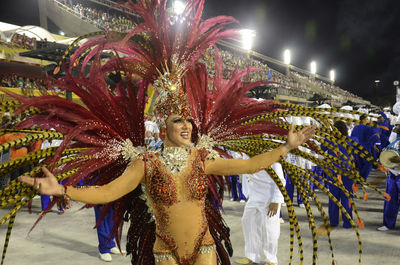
[{"xmin": 144, "ymin": 147, "xmax": 209, "ymax": 205}]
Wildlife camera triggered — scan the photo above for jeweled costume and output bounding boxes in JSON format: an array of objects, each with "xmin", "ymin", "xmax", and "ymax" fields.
[
  {"xmin": 0, "ymin": 1, "xmax": 390, "ymax": 265},
  {"xmin": 144, "ymin": 148, "xmax": 214, "ymax": 264}
]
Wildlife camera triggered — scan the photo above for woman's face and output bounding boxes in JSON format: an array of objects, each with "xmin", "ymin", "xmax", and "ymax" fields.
[{"xmin": 165, "ymin": 114, "xmax": 193, "ymax": 147}]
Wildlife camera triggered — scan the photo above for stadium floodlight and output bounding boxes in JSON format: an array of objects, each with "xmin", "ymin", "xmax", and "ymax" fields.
[
  {"xmin": 310, "ymin": 61, "xmax": 317, "ymax": 74},
  {"xmin": 173, "ymin": 1, "xmax": 185, "ymax": 15},
  {"xmin": 329, "ymin": 69, "xmax": 335, "ymax": 82},
  {"xmin": 240, "ymin": 29, "xmax": 256, "ymax": 50},
  {"xmin": 283, "ymin": 49, "xmax": 291, "ymax": 65}
]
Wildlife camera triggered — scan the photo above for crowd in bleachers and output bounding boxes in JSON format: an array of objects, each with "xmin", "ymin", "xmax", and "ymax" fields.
[
  {"xmin": 52, "ymin": 0, "xmax": 367, "ymax": 105},
  {"xmin": 297, "ymin": 72, "xmax": 363, "ymax": 101},
  {"xmin": 55, "ymin": 0, "xmax": 134, "ymax": 33},
  {"xmin": 10, "ymin": 33, "xmax": 37, "ymax": 49},
  {"xmin": 202, "ymin": 48, "xmax": 318, "ymax": 100},
  {"xmin": 0, "ymin": 33, "xmax": 37, "ymax": 50},
  {"xmin": 0, "ymin": 0, "xmax": 367, "ymax": 106},
  {"xmin": 0, "ymin": 74, "xmax": 45, "ymax": 91},
  {"xmin": 200, "ymin": 47, "xmax": 364, "ymax": 104}
]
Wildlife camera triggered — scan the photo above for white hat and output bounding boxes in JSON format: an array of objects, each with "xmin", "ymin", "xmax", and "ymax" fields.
[
  {"xmin": 317, "ymin": 103, "xmax": 331, "ymax": 109},
  {"xmin": 340, "ymin": 105, "xmax": 353, "ymax": 111},
  {"xmin": 337, "ymin": 105, "xmax": 354, "ymax": 119},
  {"xmin": 357, "ymin": 108, "xmax": 369, "ymax": 114}
]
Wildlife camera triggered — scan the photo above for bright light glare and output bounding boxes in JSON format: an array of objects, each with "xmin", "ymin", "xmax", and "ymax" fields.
[
  {"xmin": 310, "ymin": 61, "xmax": 317, "ymax": 74},
  {"xmin": 240, "ymin": 29, "xmax": 256, "ymax": 50},
  {"xmin": 173, "ymin": 1, "xmax": 185, "ymax": 15},
  {"xmin": 329, "ymin": 69, "xmax": 335, "ymax": 82},
  {"xmin": 283, "ymin": 49, "xmax": 291, "ymax": 65},
  {"xmin": 59, "ymin": 31, "xmax": 65, "ymax": 36}
]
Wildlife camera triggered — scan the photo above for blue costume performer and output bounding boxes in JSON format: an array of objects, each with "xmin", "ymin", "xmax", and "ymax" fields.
[
  {"xmin": 226, "ymin": 151, "xmax": 247, "ymax": 202},
  {"xmin": 322, "ymin": 121, "xmax": 355, "ymax": 228},
  {"xmin": 377, "ymin": 111, "xmax": 393, "ymax": 152},
  {"xmin": 94, "ymin": 205, "xmax": 125, "ymax": 261},
  {"xmin": 284, "ymin": 172, "xmax": 303, "ymax": 206},
  {"xmin": 351, "ymin": 114, "xmax": 381, "ymax": 181},
  {"xmin": 378, "ymin": 122, "xmax": 400, "ymax": 231},
  {"xmin": 229, "ymin": 175, "xmax": 246, "ymax": 202}
]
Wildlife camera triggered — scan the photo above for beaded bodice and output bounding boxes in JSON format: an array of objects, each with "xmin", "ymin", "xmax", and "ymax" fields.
[
  {"xmin": 144, "ymin": 147, "xmax": 209, "ymax": 205},
  {"xmin": 143, "ymin": 147, "xmax": 213, "ymax": 264}
]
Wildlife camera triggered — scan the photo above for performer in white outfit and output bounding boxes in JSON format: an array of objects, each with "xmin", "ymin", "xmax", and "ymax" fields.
[
  {"xmin": 235, "ymin": 152, "xmax": 285, "ymax": 265},
  {"xmin": 145, "ymin": 119, "xmax": 162, "ymax": 149}
]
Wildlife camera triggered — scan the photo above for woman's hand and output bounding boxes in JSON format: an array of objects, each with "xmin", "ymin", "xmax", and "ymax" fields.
[
  {"xmin": 285, "ymin": 124, "xmax": 317, "ymax": 151},
  {"xmin": 19, "ymin": 167, "xmax": 64, "ymax": 196}
]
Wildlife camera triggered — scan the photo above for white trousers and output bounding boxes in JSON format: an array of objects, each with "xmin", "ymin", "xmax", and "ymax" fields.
[{"xmin": 242, "ymin": 201, "xmax": 281, "ymax": 264}]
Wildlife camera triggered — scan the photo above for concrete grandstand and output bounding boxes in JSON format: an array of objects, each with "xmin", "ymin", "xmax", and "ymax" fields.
[{"xmin": 1, "ymin": 0, "xmax": 371, "ymax": 107}]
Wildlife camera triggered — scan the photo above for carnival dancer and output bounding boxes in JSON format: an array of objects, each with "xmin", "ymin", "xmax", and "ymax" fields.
[
  {"xmin": 235, "ymin": 152, "xmax": 285, "ymax": 265},
  {"xmin": 95, "ymin": 204, "xmax": 126, "ymax": 262},
  {"xmin": 18, "ymin": 3, "xmax": 317, "ymax": 262},
  {"xmin": 351, "ymin": 114, "xmax": 381, "ymax": 181},
  {"xmin": 20, "ymin": 115, "xmax": 315, "ymax": 265},
  {"xmin": 377, "ymin": 118, "xmax": 400, "ymax": 231},
  {"xmin": 226, "ymin": 151, "xmax": 246, "ymax": 202},
  {"xmin": 322, "ymin": 121, "xmax": 354, "ymax": 229},
  {"xmin": 228, "ymin": 174, "xmax": 246, "ymax": 202},
  {"xmin": 377, "ymin": 111, "xmax": 393, "ymax": 152}
]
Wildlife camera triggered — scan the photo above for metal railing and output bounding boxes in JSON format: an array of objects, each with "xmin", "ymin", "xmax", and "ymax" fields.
[
  {"xmin": 52, "ymin": 0, "xmax": 87, "ymax": 20},
  {"xmin": 52, "ymin": 0, "xmax": 134, "ymax": 32},
  {"xmin": 86, "ymin": 0, "xmax": 138, "ymax": 17}
]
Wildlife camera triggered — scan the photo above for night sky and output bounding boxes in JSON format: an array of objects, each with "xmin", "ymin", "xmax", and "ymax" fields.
[{"xmin": 1, "ymin": 0, "xmax": 400, "ymax": 106}]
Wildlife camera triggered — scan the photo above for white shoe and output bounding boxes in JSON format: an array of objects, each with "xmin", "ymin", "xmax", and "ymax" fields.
[
  {"xmin": 298, "ymin": 203, "xmax": 305, "ymax": 208},
  {"xmin": 99, "ymin": 253, "xmax": 112, "ymax": 262},
  {"xmin": 280, "ymin": 217, "xmax": 285, "ymax": 224},
  {"xmin": 377, "ymin": 225, "xmax": 389, "ymax": 231},
  {"xmin": 281, "ymin": 202, "xmax": 287, "ymax": 207},
  {"xmin": 110, "ymin": 247, "xmax": 126, "ymax": 255},
  {"xmin": 239, "ymin": 199, "xmax": 246, "ymax": 203}
]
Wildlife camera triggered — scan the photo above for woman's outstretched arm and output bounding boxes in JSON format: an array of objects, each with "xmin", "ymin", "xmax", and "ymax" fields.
[
  {"xmin": 205, "ymin": 124, "xmax": 316, "ymax": 176},
  {"xmin": 19, "ymin": 159, "xmax": 145, "ymax": 205}
]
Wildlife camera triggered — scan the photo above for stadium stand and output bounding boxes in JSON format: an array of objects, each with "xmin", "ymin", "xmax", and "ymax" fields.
[{"xmin": 0, "ymin": 0, "xmax": 371, "ymax": 107}]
